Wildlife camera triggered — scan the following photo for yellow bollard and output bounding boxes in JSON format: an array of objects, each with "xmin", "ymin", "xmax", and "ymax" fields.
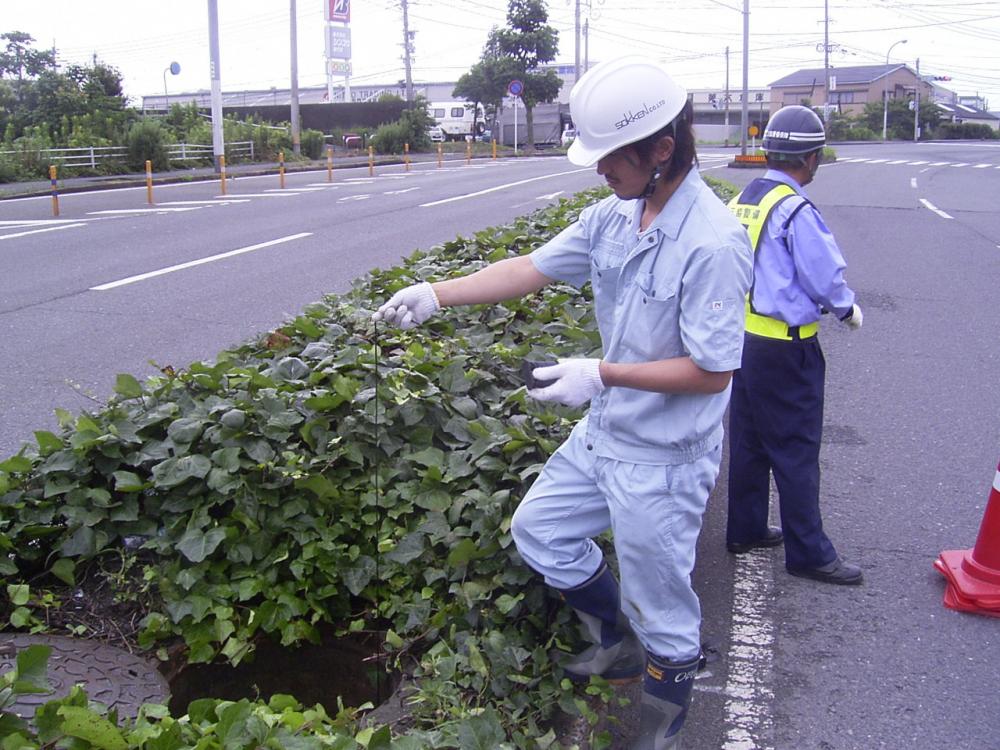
[
  {"xmin": 220, "ymin": 155, "xmax": 227, "ymax": 196},
  {"xmin": 279, "ymin": 150, "xmax": 286, "ymax": 189},
  {"xmin": 327, "ymin": 146, "xmax": 333, "ymax": 182},
  {"xmin": 404, "ymin": 142, "xmax": 410, "ymax": 171},
  {"xmin": 466, "ymin": 140, "xmax": 472, "ymax": 165},
  {"xmin": 368, "ymin": 146, "xmax": 374, "ymax": 177},
  {"xmin": 437, "ymin": 143, "xmax": 442, "ymax": 168},
  {"xmin": 145, "ymin": 160, "xmax": 154, "ymax": 205},
  {"xmin": 49, "ymin": 165, "xmax": 59, "ymax": 217},
  {"xmin": 492, "ymin": 139, "xmax": 497, "ymax": 160}
]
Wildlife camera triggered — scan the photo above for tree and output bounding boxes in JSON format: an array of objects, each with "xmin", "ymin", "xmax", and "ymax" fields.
[
  {"xmin": 0, "ymin": 31, "xmax": 57, "ymax": 82},
  {"xmin": 452, "ymin": 38, "xmax": 518, "ymax": 140},
  {"xmin": 489, "ymin": 0, "xmax": 562, "ymax": 148}
]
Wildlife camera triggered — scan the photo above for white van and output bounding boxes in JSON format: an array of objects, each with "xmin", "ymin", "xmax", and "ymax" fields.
[{"xmin": 429, "ymin": 102, "xmax": 486, "ymax": 141}]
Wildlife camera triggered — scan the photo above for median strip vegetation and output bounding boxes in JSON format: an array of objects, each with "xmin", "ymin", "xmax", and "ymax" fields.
[{"xmin": 0, "ymin": 176, "xmax": 735, "ymax": 748}]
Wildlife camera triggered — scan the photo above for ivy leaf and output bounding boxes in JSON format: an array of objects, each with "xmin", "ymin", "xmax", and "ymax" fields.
[
  {"xmin": 456, "ymin": 708, "xmax": 506, "ymax": 750},
  {"xmin": 33, "ymin": 430, "xmax": 63, "ymax": 456},
  {"xmin": 177, "ymin": 527, "xmax": 228, "ymax": 563},
  {"xmin": 112, "ymin": 471, "xmax": 145, "ymax": 493},
  {"xmin": 57, "ymin": 706, "xmax": 128, "ymax": 750},
  {"xmin": 383, "ymin": 532, "xmax": 425, "ymax": 564},
  {"xmin": 0, "ymin": 455, "xmax": 32, "ymax": 473},
  {"xmin": 50, "ymin": 558, "xmax": 75, "ymax": 586},
  {"xmin": 13, "ymin": 644, "xmax": 53, "ymax": 694},
  {"xmin": 151, "ymin": 455, "xmax": 212, "ymax": 488},
  {"xmin": 113, "ymin": 373, "xmax": 143, "ymax": 399}
]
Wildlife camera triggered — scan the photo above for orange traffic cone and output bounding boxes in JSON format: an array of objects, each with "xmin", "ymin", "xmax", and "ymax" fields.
[{"xmin": 935, "ymin": 458, "xmax": 1000, "ymax": 617}]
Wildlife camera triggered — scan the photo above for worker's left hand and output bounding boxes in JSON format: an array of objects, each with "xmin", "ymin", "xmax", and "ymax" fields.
[
  {"xmin": 841, "ymin": 304, "xmax": 863, "ymax": 331},
  {"xmin": 527, "ymin": 358, "xmax": 605, "ymax": 407}
]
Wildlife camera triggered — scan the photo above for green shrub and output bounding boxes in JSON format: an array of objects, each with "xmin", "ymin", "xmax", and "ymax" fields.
[
  {"xmin": 300, "ymin": 128, "xmax": 325, "ymax": 159},
  {"xmin": 126, "ymin": 119, "xmax": 170, "ymax": 171},
  {"xmin": 371, "ymin": 120, "xmax": 409, "ymax": 154},
  {"xmin": 935, "ymin": 122, "xmax": 999, "ymax": 140}
]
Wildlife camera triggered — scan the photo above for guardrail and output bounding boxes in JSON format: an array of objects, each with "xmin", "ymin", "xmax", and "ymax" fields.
[{"xmin": 0, "ymin": 141, "xmax": 255, "ymax": 170}]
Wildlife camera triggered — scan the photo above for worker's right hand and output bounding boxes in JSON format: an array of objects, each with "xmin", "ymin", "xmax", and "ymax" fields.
[
  {"xmin": 373, "ymin": 282, "xmax": 440, "ymax": 329},
  {"xmin": 841, "ymin": 304, "xmax": 863, "ymax": 331}
]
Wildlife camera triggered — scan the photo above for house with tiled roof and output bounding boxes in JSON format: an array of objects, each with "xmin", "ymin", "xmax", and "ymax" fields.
[{"xmin": 768, "ymin": 64, "xmax": 935, "ymax": 118}]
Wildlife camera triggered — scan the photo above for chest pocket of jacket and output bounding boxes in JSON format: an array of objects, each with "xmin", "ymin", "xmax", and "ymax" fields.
[
  {"xmin": 625, "ymin": 271, "xmax": 683, "ymax": 361},
  {"xmin": 591, "ymin": 238, "xmax": 626, "ymax": 333}
]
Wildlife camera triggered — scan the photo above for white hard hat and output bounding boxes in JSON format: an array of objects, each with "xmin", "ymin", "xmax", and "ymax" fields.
[{"xmin": 567, "ymin": 56, "xmax": 689, "ymax": 167}]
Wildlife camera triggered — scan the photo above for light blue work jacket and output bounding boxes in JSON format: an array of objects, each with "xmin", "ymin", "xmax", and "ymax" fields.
[{"xmin": 530, "ymin": 168, "xmax": 753, "ymax": 465}]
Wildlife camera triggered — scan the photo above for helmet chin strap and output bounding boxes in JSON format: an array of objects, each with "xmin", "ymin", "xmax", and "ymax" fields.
[{"xmin": 640, "ymin": 162, "xmax": 666, "ymax": 199}]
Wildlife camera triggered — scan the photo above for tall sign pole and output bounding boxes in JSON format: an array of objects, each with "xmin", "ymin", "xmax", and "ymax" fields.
[
  {"xmin": 740, "ymin": 0, "xmax": 749, "ymax": 156},
  {"xmin": 207, "ymin": 0, "xmax": 225, "ymax": 171},
  {"xmin": 326, "ymin": 0, "xmax": 352, "ymax": 102},
  {"xmin": 290, "ymin": 0, "xmax": 301, "ymax": 155}
]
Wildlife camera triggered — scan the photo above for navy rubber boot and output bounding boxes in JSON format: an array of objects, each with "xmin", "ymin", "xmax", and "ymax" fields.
[
  {"xmin": 556, "ymin": 562, "xmax": 644, "ymax": 684},
  {"xmin": 631, "ymin": 652, "xmax": 700, "ymax": 750}
]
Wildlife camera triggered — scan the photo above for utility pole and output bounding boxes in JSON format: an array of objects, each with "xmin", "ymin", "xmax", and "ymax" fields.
[
  {"xmin": 401, "ymin": 0, "xmax": 414, "ymax": 103},
  {"xmin": 574, "ymin": 0, "xmax": 581, "ymax": 83},
  {"xmin": 914, "ymin": 57, "xmax": 920, "ymax": 142},
  {"xmin": 725, "ymin": 45, "xmax": 731, "ymax": 148},
  {"xmin": 740, "ymin": 0, "xmax": 749, "ymax": 155},
  {"xmin": 207, "ymin": 0, "xmax": 225, "ymax": 171},
  {"xmin": 289, "ymin": 0, "xmax": 301, "ymax": 155},
  {"xmin": 583, "ymin": 18, "xmax": 589, "ymax": 74},
  {"xmin": 823, "ymin": 0, "xmax": 830, "ymax": 119}
]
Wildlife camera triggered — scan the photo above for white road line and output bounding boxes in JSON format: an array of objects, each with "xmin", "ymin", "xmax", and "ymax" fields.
[
  {"xmin": 950, "ymin": 162, "xmax": 970, "ymax": 168},
  {"xmin": 866, "ymin": 158, "xmax": 888, "ymax": 163},
  {"xmin": 306, "ymin": 183, "xmax": 342, "ymax": 187},
  {"xmin": 212, "ymin": 193, "xmax": 297, "ymax": 198},
  {"xmin": 908, "ymin": 160, "xmax": 929, "ymax": 165},
  {"xmin": 264, "ymin": 187, "xmax": 329, "ymax": 192},
  {"xmin": 384, "ymin": 187, "xmax": 420, "ymax": 195},
  {"xmin": 910, "ymin": 177, "xmax": 918, "ymax": 189},
  {"xmin": 537, "ymin": 191, "xmax": 564, "ymax": 200},
  {"xmin": 420, "ymin": 168, "xmax": 590, "ymax": 207},
  {"xmin": 337, "ymin": 194, "xmax": 370, "ymax": 202},
  {"xmin": 929, "ymin": 161, "xmax": 950, "ymax": 166},
  {"xmin": 0, "ymin": 219, "xmax": 84, "ymax": 226},
  {"xmin": 721, "ymin": 549, "xmax": 776, "ymax": 750},
  {"xmin": 920, "ymin": 198, "xmax": 953, "ymax": 219},
  {"xmin": 90, "ymin": 232, "xmax": 312, "ymax": 291},
  {"xmin": 87, "ymin": 207, "xmax": 203, "ymax": 214},
  {"xmin": 973, "ymin": 163, "xmax": 992, "ymax": 169},
  {"xmin": 158, "ymin": 200, "xmax": 251, "ymax": 205},
  {"xmin": 886, "ymin": 159, "xmax": 908, "ymax": 164},
  {"xmin": 0, "ymin": 223, "xmax": 87, "ymax": 240}
]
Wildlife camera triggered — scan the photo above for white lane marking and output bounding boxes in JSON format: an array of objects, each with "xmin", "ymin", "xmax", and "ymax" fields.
[
  {"xmin": 384, "ymin": 187, "xmax": 420, "ymax": 195},
  {"xmin": 158, "ymin": 200, "xmax": 251, "ymax": 205},
  {"xmin": 722, "ymin": 548, "xmax": 776, "ymax": 750},
  {"xmin": 920, "ymin": 198, "xmax": 953, "ymax": 219},
  {"xmin": 0, "ymin": 223, "xmax": 87, "ymax": 240},
  {"xmin": 973, "ymin": 163, "xmax": 992, "ymax": 169},
  {"xmin": 950, "ymin": 162, "xmax": 970, "ymax": 168},
  {"xmin": 929, "ymin": 161, "xmax": 950, "ymax": 166},
  {"xmin": 306, "ymin": 182, "xmax": 342, "ymax": 187},
  {"xmin": 866, "ymin": 158, "xmax": 888, "ymax": 163},
  {"xmin": 87, "ymin": 207, "xmax": 203, "ymax": 214},
  {"xmin": 90, "ymin": 232, "xmax": 312, "ymax": 291},
  {"xmin": 420, "ymin": 168, "xmax": 591, "ymax": 207},
  {"xmin": 910, "ymin": 177, "xmax": 918, "ymax": 189},
  {"xmin": 337, "ymin": 194, "xmax": 370, "ymax": 202},
  {"xmin": 537, "ymin": 191, "xmax": 564, "ymax": 200},
  {"xmin": 886, "ymin": 159, "xmax": 908, "ymax": 164},
  {"xmin": 908, "ymin": 160, "xmax": 928, "ymax": 165},
  {"xmin": 213, "ymin": 193, "xmax": 297, "ymax": 198},
  {"xmin": 264, "ymin": 187, "xmax": 329, "ymax": 192}
]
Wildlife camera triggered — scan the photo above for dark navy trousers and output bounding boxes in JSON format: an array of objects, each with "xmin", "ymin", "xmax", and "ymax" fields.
[{"xmin": 726, "ymin": 333, "xmax": 837, "ymax": 569}]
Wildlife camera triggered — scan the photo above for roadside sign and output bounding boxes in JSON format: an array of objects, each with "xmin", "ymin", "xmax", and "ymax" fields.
[
  {"xmin": 507, "ymin": 79, "xmax": 524, "ymax": 97},
  {"xmin": 327, "ymin": 0, "xmax": 350, "ymax": 22},
  {"xmin": 748, "ymin": 125, "xmax": 759, "ymax": 137},
  {"xmin": 326, "ymin": 25, "xmax": 351, "ymax": 59}
]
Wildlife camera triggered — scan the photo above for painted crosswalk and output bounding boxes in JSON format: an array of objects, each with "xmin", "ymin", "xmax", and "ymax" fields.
[{"xmin": 838, "ymin": 157, "xmax": 1000, "ymax": 170}]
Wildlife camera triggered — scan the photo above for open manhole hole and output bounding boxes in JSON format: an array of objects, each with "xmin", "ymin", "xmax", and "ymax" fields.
[{"xmin": 167, "ymin": 631, "xmax": 398, "ymax": 716}]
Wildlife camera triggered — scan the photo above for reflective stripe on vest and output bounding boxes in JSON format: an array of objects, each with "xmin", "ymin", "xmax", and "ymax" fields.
[{"xmin": 728, "ymin": 180, "xmax": 818, "ymax": 342}]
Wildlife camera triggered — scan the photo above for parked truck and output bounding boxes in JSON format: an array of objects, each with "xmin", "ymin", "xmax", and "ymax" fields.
[{"xmin": 429, "ymin": 102, "xmax": 486, "ymax": 141}]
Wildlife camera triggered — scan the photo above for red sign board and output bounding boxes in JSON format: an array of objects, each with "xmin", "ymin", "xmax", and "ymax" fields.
[{"xmin": 328, "ymin": 0, "xmax": 350, "ymax": 22}]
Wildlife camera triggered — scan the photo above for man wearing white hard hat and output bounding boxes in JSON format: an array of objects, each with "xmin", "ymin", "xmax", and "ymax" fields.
[{"xmin": 375, "ymin": 57, "xmax": 752, "ymax": 749}]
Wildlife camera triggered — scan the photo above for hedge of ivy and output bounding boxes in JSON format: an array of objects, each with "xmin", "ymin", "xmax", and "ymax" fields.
[{"xmin": 0, "ymin": 176, "xmax": 736, "ymax": 749}]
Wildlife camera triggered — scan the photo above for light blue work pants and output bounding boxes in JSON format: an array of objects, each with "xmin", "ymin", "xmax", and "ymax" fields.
[{"xmin": 511, "ymin": 421, "xmax": 721, "ymax": 661}]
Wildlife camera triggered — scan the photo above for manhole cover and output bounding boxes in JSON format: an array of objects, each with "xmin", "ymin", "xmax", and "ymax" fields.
[{"xmin": 0, "ymin": 633, "xmax": 169, "ymax": 720}]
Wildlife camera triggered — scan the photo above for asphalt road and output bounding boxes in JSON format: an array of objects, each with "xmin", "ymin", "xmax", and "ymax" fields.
[{"xmin": 2, "ymin": 142, "xmax": 999, "ymax": 748}]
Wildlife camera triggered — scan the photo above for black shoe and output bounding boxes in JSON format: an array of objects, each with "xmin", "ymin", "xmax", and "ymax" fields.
[
  {"xmin": 787, "ymin": 557, "xmax": 863, "ymax": 586},
  {"xmin": 726, "ymin": 526, "xmax": 784, "ymax": 554}
]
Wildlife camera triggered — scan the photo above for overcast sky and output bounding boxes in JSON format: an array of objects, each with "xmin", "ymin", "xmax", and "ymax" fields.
[{"xmin": 5, "ymin": 1, "xmax": 999, "ymax": 109}]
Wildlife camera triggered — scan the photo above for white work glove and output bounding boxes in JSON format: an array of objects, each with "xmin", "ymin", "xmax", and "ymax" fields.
[
  {"xmin": 373, "ymin": 281, "xmax": 440, "ymax": 329},
  {"xmin": 527, "ymin": 358, "xmax": 605, "ymax": 408},
  {"xmin": 840, "ymin": 304, "xmax": 863, "ymax": 331}
]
